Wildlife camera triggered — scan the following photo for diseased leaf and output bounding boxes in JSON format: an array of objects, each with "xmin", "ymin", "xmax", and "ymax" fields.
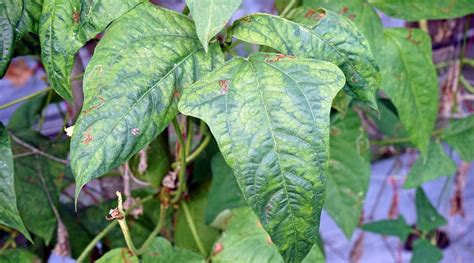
[
  {"xmin": 326, "ymin": 110, "xmax": 370, "ymax": 238},
  {"xmin": 0, "ymin": 249, "xmax": 40, "ymax": 263},
  {"xmin": 404, "ymin": 143, "xmax": 456, "ymax": 188},
  {"xmin": 302, "ymin": 0, "xmax": 383, "ymax": 53},
  {"xmin": 142, "ymin": 237, "xmax": 205, "ymax": 263},
  {"xmin": 362, "ymin": 216, "xmax": 412, "ymax": 241},
  {"xmin": 39, "ymin": 0, "xmax": 144, "ymax": 100},
  {"xmin": 95, "ymin": 248, "xmax": 138, "ymax": 263},
  {"xmin": 179, "ymin": 52, "xmax": 345, "ymax": 262},
  {"xmin": 442, "ymin": 115, "xmax": 474, "ymax": 161},
  {"xmin": 0, "ymin": 3, "xmax": 14, "ymax": 77},
  {"xmin": 0, "ymin": 124, "xmax": 31, "ymax": 241},
  {"xmin": 378, "ymin": 28, "xmax": 438, "ymax": 156},
  {"xmin": 71, "ymin": 3, "xmax": 224, "ymax": 201},
  {"xmin": 186, "ymin": 0, "xmax": 242, "ymax": 52},
  {"xmin": 205, "ymin": 153, "xmax": 246, "ymax": 224},
  {"xmin": 411, "ymin": 239, "xmax": 443, "ymax": 263},
  {"xmin": 211, "ymin": 207, "xmax": 284, "ymax": 263},
  {"xmin": 175, "ymin": 182, "xmax": 219, "ymax": 255},
  {"xmin": 368, "ymin": 0, "xmax": 474, "ymax": 21},
  {"xmin": 229, "ymin": 9, "xmax": 380, "ymax": 108},
  {"xmin": 415, "ymin": 188, "xmax": 446, "ymax": 233}
]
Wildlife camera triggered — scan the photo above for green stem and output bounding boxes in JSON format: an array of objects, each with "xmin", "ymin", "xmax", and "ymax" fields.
[
  {"xmin": 0, "ymin": 87, "xmax": 52, "ymax": 110},
  {"xmin": 280, "ymin": 0, "xmax": 297, "ymax": 18},
  {"xmin": 418, "ymin": 20, "xmax": 429, "ymax": 33},
  {"xmin": 76, "ymin": 195, "xmax": 154, "ymax": 262},
  {"xmin": 171, "ymin": 134, "xmax": 211, "ymax": 169},
  {"xmin": 185, "ymin": 119, "xmax": 193, "ymax": 157},
  {"xmin": 137, "ymin": 204, "xmax": 167, "ymax": 254},
  {"xmin": 460, "ymin": 74, "xmax": 474, "ymax": 93},
  {"xmin": 372, "ymin": 128, "xmax": 444, "ymax": 146},
  {"xmin": 115, "ymin": 192, "xmax": 139, "ymax": 256},
  {"xmin": 172, "ymin": 118, "xmax": 187, "ymax": 203},
  {"xmin": 181, "ymin": 201, "xmax": 206, "ymax": 256}
]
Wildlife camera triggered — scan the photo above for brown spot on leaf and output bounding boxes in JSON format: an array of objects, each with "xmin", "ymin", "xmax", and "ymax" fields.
[
  {"xmin": 266, "ymin": 53, "xmax": 294, "ymax": 63},
  {"xmin": 72, "ymin": 11, "xmax": 80, "ymax": 24},
  {"xmin": 219, "ymin": 79, "xmax": 230, "ymax": 94},
  {"xmin": 83, "ymin": 96, "xmax": 106, "ymax": 115},
  {"xmin": 82, "ymin": 130, "xmax": 93, "ymax": 144},
  {"xmin": 173, "ymin": 90, "xmax": 181, "ymax": 98},
  {"xmin": 305, "ymin": 9, "xmax": 316, "ymax": 18},
  {"xmin": 305, "ymin": 9, "xmax": 326, "ymax": 20},
  {"xmin": 340, "ymin": 6, "xmax": 348, "ymax": 14},
  {"xmin": 212, "ymin": 243, "xmax": 223, "ymax": 256},
  {"xmin": 406, "ymin": 29, "xmax": 421, "ymax": 45},
  {"xmin": 348, "ymin": 14, "xmax": 356, "ymax": 21}
]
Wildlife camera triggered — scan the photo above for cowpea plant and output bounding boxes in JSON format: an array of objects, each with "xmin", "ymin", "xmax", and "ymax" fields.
[{"xmin": 0, "ymin": 0, "xmax": 473, "ymax": 262}]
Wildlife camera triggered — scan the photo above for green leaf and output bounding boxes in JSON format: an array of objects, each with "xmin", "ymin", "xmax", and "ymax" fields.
[
  {"xmin": 0, "ymin": 249, "xmax": 40, "ymax": 263},
  {"xmin": 0, "ymin": 124, "xmax": 31, "ymax": 241},
  {"xmin": 70, "ymin": 2, "xmax": 224, "ymax": 201},
  {"xmin": 96, "ymin": 248, "xmax": 138, "ymax": 263},
  {"xmin": 7, "ymin": 94, "xmax": 46, "ymax": 133},
  {"xmin": 302, "ymin": 0, "xmax": 383, "ymax": 53},
  {"xmin": 326, "ymin": 110, "xmax": 370, "ymax": 238},
  {"xmin": 229, "ymin": 9, "xmax": 380, "ymax": 108},
  {"xmin": 211, "ymin": 207, "xmax": 284, "ymax": 263},
  {"xmin": 175, "ymin": 182, "xmax": 219, "ymax": 255},
  {"xmin": 404, "ymin": 143, "xmax": 456, "ymax": 188},
  {"xmin": 362, "ymin": 216, "xmax": 412, "ymax": 241},
  {"xmin": 369, "ymin": 99, "xmax": 409, "ymax": 139},
  {"xmin": 411, "ymin": 239, "xmax": 443, "ymax": 263},
  {"xmin": 302, "ymin": 242, "xmax": 325, "ymax": 263},
  {"xmin": 442, "ymin": 115, "xmax": 474, "ymax": 161},
  {"xmin": 142, "ymin": 237, "xmax": 205, "ymax": 263},
  {"xmin": 205, "ymin": 153, "xmax": 246, "ymax": 224},
  {"xmin": 368, "ymin": 0, "xmax": 474, "ymax": 21},
  {"xmin": 0, "ymin": 3, "xmax": 14, "ymax": 77},
  {"xmin": 179, "ymin": 52, "xmax": 345, "ymax": 262},
  {"xmin": 415, "ymin": 188, "xmax": 446, "ymax": 233},
  {"xmin": 378, "ymin": 28, "xmax": 438, "ymax": 156},
  {"xmin": 186, "ymin": 0, "xmax": 242, "ymax": 52},
  {"xmin": 39, "ymin": 0, "xmax": 144, "ymax": 100}
]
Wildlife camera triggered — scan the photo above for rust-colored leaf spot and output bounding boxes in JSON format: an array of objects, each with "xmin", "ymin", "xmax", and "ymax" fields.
[
  {"xmin": 348, "ymin": 14, "xmax": 356, "ymax": 21},
  {"xmin": 240, "ymin": 16, "xmax": 252, "ymax": 23},
  {"xmin": 72, "ymin": 11, "xmax": 80, "ymax": 24},
  {"xmin": 82, "ymin": 132, "xmax": 93, "ymax": 144},
  {"xmin": 406, "ymin": 29, "xmax": 421, "ymax": 45},
  {"xmin": 83, "ymin": 96, "xmax": 106, "ymax": 115},
  {"xmin": 219, "ymin": 79, "xmax": 230, "ymax": 94},
  {"xmin": 266, "ymin": 53, "xmax": 294, "ymax": 63},
  {"xmin": 173, "ymin": 90, "xmax": 181, "ymax": 98},
  {"xmin": 304, "ymin": 9, "xmax": 316, "ymax": 18},
  {"xmin": 266, "ymin": 236, "xmax": 273, "ymax": 245},
  {"xmin": 340, "ymin": 6, "xmax": 349, "ymax": 15},
  {"xmin": 212, "ymin": 243, "xmax": 223, "ymax": 256}
]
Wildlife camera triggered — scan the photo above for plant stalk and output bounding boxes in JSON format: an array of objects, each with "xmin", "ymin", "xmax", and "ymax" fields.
[
  {"xmin": 171, "ymin": 118, "xmax": 187, "ymax": 203},
  {"xmin": 0, "ymin": 87, "xmax": 52, "ymax": 111},
  {"xmin": 181, "ymin": 201, "xmax": 206, "ymax": 255}
]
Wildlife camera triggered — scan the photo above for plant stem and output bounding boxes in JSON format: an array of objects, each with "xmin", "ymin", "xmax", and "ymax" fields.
[
  {"xmin": 371, "ymin": 128, "xmax": 444, "ymax": 146},
  {"xmin": 8, "ymin": 132, "xmax": 68, "ymax": 164},
  {"xmin": 172, "ymin": 118, "xmax": 187, "ymax": 203},
  {"xmin": 280, "ymin": 0, "xmax": 297, "ymax": 18},
  {"xmin": 418, "ymin": 20, "xmax": 429, "ymax": 33},
  {"xmin": 76, "ymin": 195, "xmax": 154, "ymax": 262},
  {"xmin": 181, "ymin": 201, "xmax": 206, "ymax": 256},
  {"xmin": 460, "ymin": 74, "xmax": 474, "ymax": 93},
  {"xmin": 115, "ymin": 192, "xmax": 139, "ymax": 256},
  {"xmin": 185, "ymin": 119, "xmax": 193, "ymax": 157},
  {"xmin": 37, "ymin": 88, "xmax": 54, "ymax": 131},
  {"xmin": 0, "ymin": 87, "xmax": 52, "ymax": 110},
  {"xmin": 171, "ymin": 134, "xmax": 210, "ymax": 170},
  {"xmin": 137, "ymin": 204, "xmax": 167, "ymax": 254}
]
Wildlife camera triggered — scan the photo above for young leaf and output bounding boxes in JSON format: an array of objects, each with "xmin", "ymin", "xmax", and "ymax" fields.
[
  {"xmin": 415, "ymin": 188, "xmax": 446, "ymax": 233},
  {"xmin": 186, "ymin": 0, "xmax": 242, "ymax": 52},
  {"xmin": 378, "ymin": 28, "xmax": 438, "ymax": 156},
  {"xmin": 404, "ymin": 143, "xmax": 456, "ymax": 188},
  {"xmin": 411, "ymin": 239, "xmax": 443, "ymax": 263},
  {"xmin": 362, "ymin": 216, "xmax": 412, "ymax": 241},
  {"xmin": 326, "ymin": 110, "xmax": 371, "ymax": 238},
  {"xmin": 229, "ymin": 10, "xmax": 380, "ymax": 109},
  {"xmin": 0, "ymin": 124, "xmax": 31, "ymax": 242},
  {"xmin": 39, "ymin": 0, "xmax": 144, "ymax": 100},
  {"xmin": 179, "ymin": 52, "xmax": 345, "ymax": 262},
  {"xmin": 205, "ymin": 153, "xmax": 246, "ymax": 224},
  {"xmin": 142, "ymin": 237, "xmax": 205, "ymax": 263},
  {"xmin": 95, "ymin": 248, "xmax": 138, "ymax": 263},
  {"xmin": 211, "ymin": 207, "xmax": 284, "ymax": 263},
  {"xmin": 368, "ymin": 0, "xmax": 474, "ymax": 21},
  {"xmin": 442, "ymin": 115, "xmax": 474, "ymax": 161},
  {"xmin": 70, "ymin": 3, "xmax": 224, "ymax": 201},
  {"xmin": 302, "ymin": 0, "xmax": 383, "ymax": 54}
]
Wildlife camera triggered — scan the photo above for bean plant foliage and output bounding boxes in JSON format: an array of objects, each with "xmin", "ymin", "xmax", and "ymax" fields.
[{"xmin": 0, "ymin": 0, "xmax": 473, "ymax": 263}]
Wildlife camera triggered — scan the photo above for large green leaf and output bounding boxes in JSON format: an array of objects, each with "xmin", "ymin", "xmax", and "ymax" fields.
[
  {"xmin": 71, "ymin": 2, "xmax": 224, "ymax": 201},
  {"xmin": 179, "ymin": 52, "xmax": 345, "ymax": 262},
  {"xmin": 211, "ymin": 207, "xmax": 284, "ymax": 263},
  {"xmin": 302, "ymin": 0, "xmax": 383, "ymax": 53},
  {"xmin": 0, "ymin": 249, "xmax": 40, "ymax": 263},
  {"xmin": 205, "ymin": 153, "xmax": 246, "ymax": 224},
  {"xmin": 378, "ymin": 28, "xmax": 438, "ymax": 156},
  {"xmin": 404, "ymin": 143, "xmax": 456, "ymax": 188},
  {"xmin": 411, "ymin": 239, "xmax": 443, "ymax": 263},
  {"xmin": 95, "ymin": 248, "xmax": 138, "ymax": 263},
  {"xmin": 362, "ymin": 216, "xmax": 412, "ymax": 242},
  {"xmin": 229, "ymin": 10, "xmax": 380, "ymax": 109},
  {"xmin": 175, "ymin": 183, "xmax": 219, "ymax": 255},
  {"xmin": 415, "ymin": 188, "xmax": 446, "ymax": 233},
  {"xmin": 186, "ymin": 0, "xmax": 242, "ymax": 52},
  {"xmin": 0, "ymin": 124, "xmax": 31, "ymax": 241},
  {"xmin": 368, "ymin": 0, "xmax": 474, "ymax": 21},
  {"xmin": 39, "ymin": 0, "xmax": 144, "ymax": 100},
  {"xmin": 442, "ymin": 115, "xmax": 474, "ymax": 161},
  {"xmin": 326, "ymin": 110, "xmax": 370, "ymax": 238},
  {"xmin": 142, "ymin": 237, "xmax": 205, "ymax": 263}
]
